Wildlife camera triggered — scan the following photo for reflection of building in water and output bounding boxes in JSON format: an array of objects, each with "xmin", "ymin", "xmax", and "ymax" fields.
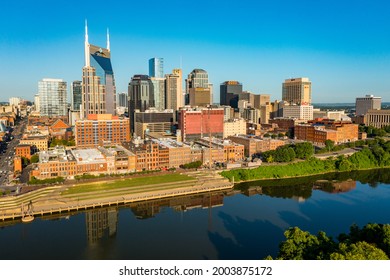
[
  {"xmin": 86, "ymin": 207, "xmax": 118, "ymax": 244},
  {"xmin": 130, "ymin": 193, "xmax": 224, "ymax": 219},
  {"xmin": 313, "ymin": 179, "xmax": 356, "ymax": 194}
]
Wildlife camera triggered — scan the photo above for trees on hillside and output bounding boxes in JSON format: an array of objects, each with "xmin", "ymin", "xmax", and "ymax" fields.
[{"xmin": 272, "ymin": 223, "xmax": 390, "ymax": 260}]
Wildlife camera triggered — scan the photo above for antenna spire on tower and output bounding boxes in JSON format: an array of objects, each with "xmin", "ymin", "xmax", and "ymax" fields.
[
  {"xmin": 107, "ymin": 28, "xmax": 110, "ymax": 51},
  {"xmin": 84, "ymin": 19, "xmax": 90, "ymax": 67}
]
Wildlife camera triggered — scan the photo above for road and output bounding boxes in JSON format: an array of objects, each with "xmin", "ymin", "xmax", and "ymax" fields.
[{"xmin": 0, "ymin": 117, "xmax": 27, "ymax": 190}]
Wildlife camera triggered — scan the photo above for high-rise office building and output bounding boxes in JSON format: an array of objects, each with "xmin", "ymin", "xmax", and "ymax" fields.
[
  {"xmin": 253, "ymin": 94, "xmax": 270, "ymax": 110},
  {"xmin": 71, "ymin": 81, "xmax": 82, "ymax": 111},
  {"xmin": 82, "ymin": 22, "xmax": 116, "ymax": 119},
  {"xmin": 282, "ymin": 77, "xmax": 311, "ymax": 105},
  {"xmin": 189, "ymin": 88, "xmax": 211, "ymax": 107},
  {"xmin": 34, "ymin": 94, "xmax": 40, "ymax": 112},
  {"xmin": 118, "ymin": 92, "xmax": 128, "ymax": 108},
  {"xmin": 38, "ymin": 78, "xmax": 67, "ymax": 117},
  {"xmin": 151, "ymin": 77, "xmax": 166, "ymax": 111},
  {"xmin": 220, "ymin": 81, "xmax": 242, "ymax": 108},
  {"xmin": 355, "ymin": 95, "xmax": 382, "ymax": 116},
  {"xmin": 149, "ymin": 58, "xmax": 164, "ymax": 78},
  {"xmin": 186, "ymin": 69, "xmax": 213, "ymax": 105},
  {"xmin": 128, "ymin": 75, "xmax": 155, "ymax": 133},
  {"xmin": 165, "ymin": 69, "xmax": 183, "ymax": 111}
]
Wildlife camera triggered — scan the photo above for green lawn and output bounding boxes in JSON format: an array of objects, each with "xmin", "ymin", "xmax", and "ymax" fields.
[{"xmin": 62, "ymin": 174, "xmax": 195, "ymax": 195}]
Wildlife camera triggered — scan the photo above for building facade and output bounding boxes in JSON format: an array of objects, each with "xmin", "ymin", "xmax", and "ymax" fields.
[
  {"xmin": 365, "ymin": 109, "xmax": 390, "ymax": 128},
  {"xmin": 71, "ymin": 80, "xmax": 82, "ymax": 111},
  {"xmin": 282, "ymin": 104, "xmax": 313, "ymax": 121},
  {"xmin": 186, "ymin": 69, "xmax": 212, "ymax": 105},
  {"xmin": 178, "ymin": 107, "xmax": 224, "ymax": 141},
  {"xmin": 38, "ymin": 78, "xmax": 67, "ymax": 117},
  {"xmin": 81, "ymin": 23, "xmax": 116, "ymax": 119},
  {"xmin": 149, "ymin": 57, "xmax": 164, "ymax": 78},
  {"xmin": 75, "ymin": 114, "xmax": 130, "ymax": 147},
  {"xmin": 282, "ymin": 77, "xmax": 312, "ymax": 105},
  {"xmin": 128, "ymin": 74, "xmax": 155, "ymax": 133},
  {"xmin": 355, "ymin": 95, "xmax": 382, "ymax": 116},
  {"xmin": 165, "ymin": 69, "xmax": 183, "ymax": 111},
  {"xmin": 220, "ymin": 81, "xmax": 243, "ymax": 108}
]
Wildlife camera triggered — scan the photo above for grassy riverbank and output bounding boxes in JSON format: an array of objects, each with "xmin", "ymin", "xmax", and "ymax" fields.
[
  {"xmin": 221, "ymin": 143, "xmax": 390, "ymax": 182},
  {"xmin": 62, "ymin": 173, "xmax": 195, "ymax": 195}
]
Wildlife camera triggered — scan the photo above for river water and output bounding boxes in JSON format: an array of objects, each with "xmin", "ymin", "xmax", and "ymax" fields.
[{"xmin": 1, "ymin": 169, "xmax": 390, "ymax": 260}]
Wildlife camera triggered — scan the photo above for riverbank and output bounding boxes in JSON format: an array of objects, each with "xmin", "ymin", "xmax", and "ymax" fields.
[
  {"xmin": 0, "ymin": 171, "xmax": 232, "ymax": 222},
  {"xmin": 220, "ymin": 148, "xmax": 390, "ymax": 183}
]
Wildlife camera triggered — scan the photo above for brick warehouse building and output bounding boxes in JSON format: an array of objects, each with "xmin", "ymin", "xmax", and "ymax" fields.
[{"xmin": 178, "ymin": 107, "xmax": 224, "ymax": 142}]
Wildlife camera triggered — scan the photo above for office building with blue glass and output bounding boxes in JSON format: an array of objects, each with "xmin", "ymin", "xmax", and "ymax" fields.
[
  {"xmin": 82, "ymin": 23, "xmax": 116, "ymax": 119},
  {"xmin": 149, "ymin": 58, "xmax": 164, "ymax": 78}
]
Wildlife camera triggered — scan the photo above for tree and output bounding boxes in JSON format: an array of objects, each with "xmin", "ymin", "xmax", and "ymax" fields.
[
  {"xmin": 294, "ymin": 142, "xmax": 314, "ymax": 159},
  {"xmin": 330, "ymin": 242, "xmax": 388, "ymax": 260},
  {"xmin": 30, "ymin": 154, "xmax": 39, "ymax": 163},
  {"xmin": 324, "ymin": 140, "xmax": 335, "ymax": 152},
  {"xmin": 274, "ymin": 146, "xmax": 296, "ymax": 162},
  {"xmin": 274, "ymin": 224, "xmax": 390, "ymax": 260},
  {"xmin": 277, "ymin": 227, "xmax": 335, "ymax": 260}
]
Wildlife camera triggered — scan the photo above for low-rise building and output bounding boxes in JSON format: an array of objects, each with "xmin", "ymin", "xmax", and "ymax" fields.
[
  {"xmin": 15, "ymin": 144, "xmax": 32, "ymax": 159},
  {"xmin": 98, "ymin": 145, "xmax": 137, "ymax": 173},
  {"xmin": 223, "ymin": 118, "xmax": 247, "ymax": 138},
  {"xmin": 228, "ymin": 135, "xmax": 286, "ymax": 157},
  {"xmin": 295, "ymin": 119, "xmax": 358, "ymax": 145},
  {"xmin": 20, "ymin": 135, "xmax": 49, "ymax": 152},
  {"xmin": 365, "ymin": 109, "xmax": 390, "ymax": 128}
]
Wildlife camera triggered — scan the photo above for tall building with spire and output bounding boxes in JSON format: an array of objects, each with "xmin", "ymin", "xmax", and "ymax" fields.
[{"xmin": 81, "ymin": 21, "xmax": 116, "ymax": 119}]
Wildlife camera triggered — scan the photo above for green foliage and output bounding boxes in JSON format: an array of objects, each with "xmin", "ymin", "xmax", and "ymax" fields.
[
  {"xmin": 30, "ymin": 154, "xmax": 39, "ymax": 163},
  {"xmin": 294, "ymin": 142, "xmax": 314, "ymax": 159},
  {"xmin": 221, "ymin": 140, "xmax": 390, "ymax": 182},
  {"xmin": 28, "ymin": 176, "xmax": 65, "ymax": 185},
  {"xmin": 324, "ymin": 139, "xmax": 335, "ymax": 151},
  {"xmin": 275, "ymin": 223, "xmax": 390, "ymax": 260},
  {"xmin": 273, "ymin": 146, "xmax": 296, "ymax": 162},
  {"xmin": 50, "ymin": 138, "xmax": 75, "ymax": 147},
  {"xmin": 180, "ymin": 161, "xmax": 203, "ymax": 169}
]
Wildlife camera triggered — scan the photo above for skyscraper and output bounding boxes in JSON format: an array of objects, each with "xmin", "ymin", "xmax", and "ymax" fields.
[
  {"xmin": 38, "ymin": 78, "xmax": 67, "ymax": 117},
  {"xmin": 117, "ymin": 92, "xmax": 128, "ymax": 108},
  {"xmin": 355, "ymin": 95, "xmax": 382, "ymax": 116},
  {"xmin": 82, "ymin": 22, "xmax": 116, "ymax": 119},
  {"xmin": 220, "ymin": 81, "xmax": 242, "ymax": 107},
  {"xmin": 128, "ymin": 75, "xmax": 155, "ymax": 134},
  {"xmin": 186, "ymin": 69, "xmax": 213, "ymax": 105},
  {"xmin": 71, "ymin": 81, "xmax": 82, "ymax": 111},
  {"xmin": 282, "ymin": 77, "xmax": 312, "ymax": 105},
  {"xmin": 151, "ymin": 77, "xmax": 166, "ymax": 111},
  {"xmin": 149, "ymin": 58, "xmax": 164, "ymax": 78},
  {"xmin": 165, "ymin": 69, "xmax": 183, "ymax": 111}
]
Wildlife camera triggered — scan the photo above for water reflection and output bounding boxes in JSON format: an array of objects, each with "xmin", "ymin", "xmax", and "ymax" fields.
[{"xmin": 1, "ymin": 169, "xmax": 390, "ymax": 259}]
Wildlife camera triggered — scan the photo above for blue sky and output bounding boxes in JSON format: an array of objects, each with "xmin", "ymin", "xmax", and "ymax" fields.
[{"xmin": 1, "ymin": 0, "xmax": 389, "ymax": 103}]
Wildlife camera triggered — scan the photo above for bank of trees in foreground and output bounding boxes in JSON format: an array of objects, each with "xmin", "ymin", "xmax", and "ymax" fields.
[
  {"xmin": 221, "ymin": 139, "xmax": 390, "ymax": 182},
  {"xmin": 269, "ymin": 223, "xmax": 390, "ymax": 260}
]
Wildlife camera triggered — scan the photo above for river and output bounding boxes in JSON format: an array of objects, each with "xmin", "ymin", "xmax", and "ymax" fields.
[{"xmin": 1, "ymin": 169, "xmax": 390, "ymax": 260}]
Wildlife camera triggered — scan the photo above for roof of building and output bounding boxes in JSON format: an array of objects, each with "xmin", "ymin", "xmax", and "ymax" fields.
[{"xmin": 71, "ymin": 149, "xmax": 106, "ymax": 164}]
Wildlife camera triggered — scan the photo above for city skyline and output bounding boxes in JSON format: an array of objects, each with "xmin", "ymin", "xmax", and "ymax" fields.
[{"xmin": 1, "ymin": 0, "xmax": 390, "ymax": 103}]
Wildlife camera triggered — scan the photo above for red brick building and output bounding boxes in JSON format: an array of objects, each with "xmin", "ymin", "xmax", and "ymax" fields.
[
  {"xmin": 178, "ymin": 107, "xmax": 224, "ymax": 141},
  {"xmin": 75, "ymin": 114, "xmax": 130, "ymax": 148},
  {"xmin": 15, "ymin": 144, "xmax": 32, "ymax": 159}
]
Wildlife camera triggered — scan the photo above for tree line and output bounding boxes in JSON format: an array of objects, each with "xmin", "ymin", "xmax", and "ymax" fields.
[
  {"xmin": 221, "ymin": 138, "xmax": 390, "ymax": 182},
  {"xmin": 269, "ymin": 223, "xmax": 390, "ymax": 260}
]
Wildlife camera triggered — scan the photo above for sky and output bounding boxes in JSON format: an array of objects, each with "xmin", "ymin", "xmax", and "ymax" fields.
[{"xmin": 0, "ymin": 0, "xmax": 389, "ymax": 103}]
